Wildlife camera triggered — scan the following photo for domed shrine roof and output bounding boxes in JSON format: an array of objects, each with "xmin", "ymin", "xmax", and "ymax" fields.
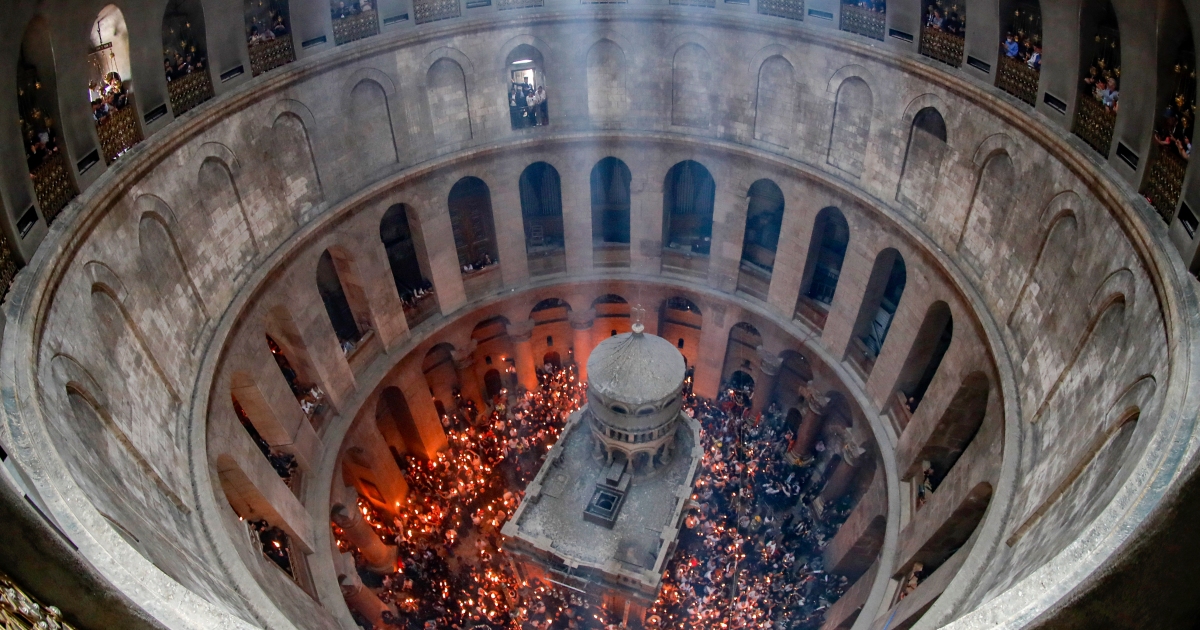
[{"xmin": 587, "ymin": 325, "xmax": 686, "ymax": 406}]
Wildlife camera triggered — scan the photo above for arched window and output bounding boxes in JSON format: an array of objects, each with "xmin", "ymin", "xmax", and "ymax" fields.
[
  {"xmin": 851, "ymin": 249, "xmax": 907, "ymax": 369},
  {"xmin": 910, "ymin": 372, "xmax": 989, "ymax": 498},
  {"xmin": 660, "ymin": 297, "xmax": 702, "ymax": 366},
  {"xmin": 739, "ymin": 179, "xmax": 785, "ymax": 299},
  {"xmin": 662, "ymin": 160, "xmax": 716, "ymax": 275},
  {"xmin": 264, "ymin": 328, "xmax": 327, "ymax": 424},
  {"xmin": 448, "ymin": 177, "xmax": 500, "ymax": 297},
  {"xmin": 519, "ymin": 162, "xmax": 565, "ymax": 276},
  {"xmin": 1072, "ymin": 0, "xmax": 1121, "ymax": 157},
  {"xmin": 380, "ymin": 204, "xmax": 436, "ymax": 327},
  {"xmin": 796, "ymin": 207, "xmax": 850, "ymax": 328},
  {"xmin": 841, "ymin": 0, "xmax": 886, "ymax": 41},
  {"xmin": 507, "ymin": 45, "xmax": 549, "ymax": 130},
  {"xmin": 722, "ymin": 322, "xmax": 762, "ymax": 388},
  {"xmin": 89, "ymin": 6, "xmax": 142, "ymax": 165},
  {"xmin": 331, "ymin": 0, "xmax": 379, "ymax": 45},
  {"xmin": 19, "ymin": 17, "xmax": 77, "ymax": 224},
  {"xmin": 919, "ymin": 0, "xmax": 966, "ymax": 68},
  {"xmin": 1142, "ymin": 0, "xmax": 1194, "ymax": 224},
  {"xmin": 317, "ymin": 251, "xmax": 363, "ymax": 348},
  {"xmin": 232, "ymin": 393, "xmax": 295, "ymax": 481},
  {"xmin": 591, "ymin": 157, "xmax": 631, "ymax": 267},
  {"xmin": 244, "ymin": 0, "xmax": 294, "ymax": 76},
  {"xmin": 996, "ymin": 1, "xmax": 1043, "ymax": 105},
  {"xmin": 162, "ymin": 0, "xmax": 214, "ymax": 117},
  {"xmin": 894, "ymin": 301, "xmax": 953, "ymax": 419}
]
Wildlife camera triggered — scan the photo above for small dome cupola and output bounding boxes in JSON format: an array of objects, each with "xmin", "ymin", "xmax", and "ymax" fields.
[{"xmin": 585, "ymin": 307, "xmax": 687, "ymax": 471}]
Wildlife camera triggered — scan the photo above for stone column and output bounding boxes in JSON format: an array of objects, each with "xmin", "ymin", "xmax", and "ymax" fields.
[
  {"xmin": 332, "ymin": 497, "xmax": 398, "ymax": 573},
  {"xmin": 750, "ymin": 351, "xmax": 783, "ymax": 417},
  {"xmin": 340, "ymin": 571, "xmax": 392, "ymax": 627},
  {"xmin": 570, "ymin": 309, "xmax": 596, "ymax": 378},
  {"xmin": 452, "ymin": 350, "xmax": 485, "ymax": 409},
  {"xmin": 788, "ymin": 385, "xmax": 831, "ymax": 461},
  {"xmin": 507, "ymin": 319, "xmax": 539, "ymax": 391},
  {"xmin": 819, "ymin": 454, "xmax": 859, "ymax": 503},
  {"xmin": 349, "ymin": 423, "xmax": 409, "ymax": 506},
  {"xmin": 395, "ymin": 359, "xmax": 449, "ymax": 457}
]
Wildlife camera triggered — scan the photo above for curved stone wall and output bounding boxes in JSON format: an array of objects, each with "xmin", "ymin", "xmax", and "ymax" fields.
[{"xmin": 0, "ymin": 10, "xmax": 1194, "ymax": 630}]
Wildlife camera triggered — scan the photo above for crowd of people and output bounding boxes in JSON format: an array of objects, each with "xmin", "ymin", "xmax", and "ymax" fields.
[
  {"xmin": 88, "ymin": 71, "xmax": 131, "ymax": 124},
  {"xmin": 163, "ymin": 50, "xmax": 208, "ymax": 83},
  {"xmin": 250, "ymin": 518, "xmax": 295, "ymax": 576},
  {"xmin": 21, "ymin": 107, "xmax": 60, "ymax": 171},
  {"xmin": 247, "ymin": 6, "xmax": 290, "ymax": 46},
  {"xmin": 841, "ymin": 0, "xmax": 885, "ymax": 14},
  {"xmin": 462, "ymin": 253, "xmax": 496, "ymax": 275},
  {"xmin": 922, "ymin": 2, "xmax": 964, "ymax": 39},
  {"xmin": 1001, "ymin": 31, "xmax": 1041, "ymax": 71},
  {"xmin": 332, "ymin": 364, "xmax": 861, "ymax": 629},
  {"xmin": 642, "ymin": 388, "xmax": 855, "ymax": 629},
  {"xmin": 399, "ymin": 280, "xmax": 435, "ymax": 310},
  {"xmin": 509, "ymin": 82, "xmax": 549, "ymax": 129},
  {"xmin": 332, "ymin": 0, "xmax": 374, "ymax": 20},
  {"xmin": 1082, "ymin": 55, "xmax": 1120, "ymax": 113},
  {"xmin": 267, "ymin": 335, "xmax": 328, "ymax": 420},
  {"xmin": 1153, "ymin": 98, "xmax": 1194, "ymax": 161}
]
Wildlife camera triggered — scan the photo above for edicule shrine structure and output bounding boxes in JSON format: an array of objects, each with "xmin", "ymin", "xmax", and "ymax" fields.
[{"xmin": 503, "ymin": 315, "xmax": 702, "ymax": 626}]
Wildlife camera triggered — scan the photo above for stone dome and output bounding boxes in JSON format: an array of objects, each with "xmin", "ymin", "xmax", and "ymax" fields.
[{"xmin": 586, "ymin": 328, "xmax": 686, "ymax": 408}]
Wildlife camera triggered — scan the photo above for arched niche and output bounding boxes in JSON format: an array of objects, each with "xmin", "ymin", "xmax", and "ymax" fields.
[
  {"xmin": 18, "ymin": 16, "xmax": 77, "ymax": 224},
  {"xmin": 1072, "ymin": 0, "xmax": 1121, "ymax": 157},
  {"xmin": 244, "ymin": 0, "xmax": 295, "ymax": 76},
  {"xmin": 721, "ymin": 322, "xmax": 763, "ymax": 386},
  {"xmin": 995, "ymin": 0, "xmax": 1043, "ymax": 105},
  {"xmin": 738, "ymin": 179, "xmax": 785, "ymax": 300},
  {"xmin": 448, "ymin": 177, "xmax": 500, "ymax": 298},
  {"xmin": 89, "ymin": 6, "xmax": 142, "ymax": 164},
  {"xmin": 849, "ymin": 248, "xmax": 907, "ymax": 373},
  {"xmin": 519, "ymin": 162, "xmax": 565, "ymax": 276},
  {"xmin": 380, "ymin": 204, "xmax": 435, "ymax": 328},
  {"xmin": 795, "ymin": 206, "xmax": 850, "ymax": 330},
  {"xmin": 918, "ymin": 0, "xmax": 966, "ymax": 68},
  {"xmin": 894, "ymin": 301, "xmax": 954, "ymax": 419},
  {"xmin": 161, "ymin": 0, "xmax": 214, "ymax": 116},
  {"xmin": 662, "ymin": 160, "xmax": 716, "ymax": 277},
  {"xmin": 1140, "ymin": 0, "xmax": 1194, "ymax": 223},
  {"xmin": 330, "ymin": 0, "xmax": 379, "ymax": 45},
  {"xmin": 506, "ymin": 44, "xmax": 549, "ymax": 129},
  {"xmin": 590, "ymin": 157, "xmax": 631, "ymax": 268},
  {"xmin": 316, "ymin": 249, "xmax": 367, "ymax": 348}
]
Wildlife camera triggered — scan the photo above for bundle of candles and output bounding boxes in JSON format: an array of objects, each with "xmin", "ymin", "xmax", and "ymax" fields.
[{"xmin": 334, "ymin": 368, "xmax": 856, "ymax": 629}]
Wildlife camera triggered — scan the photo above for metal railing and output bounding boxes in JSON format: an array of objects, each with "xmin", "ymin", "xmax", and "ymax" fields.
[
  {"xmin": 30, "ymin": 152, "xmax": 78, "ymax": 225},
  {"xmin": 758, "ymin": 0, "xmax": 804, "ymax": 20},
  {"xmin": 1143, "ymin": 148, "xmax": 1189, "ymax": 224},
  {"xmin": 249, "ymin": 35, "xmax": 296, "ymax": 76},
  {"xmin": 919, "ymin": 27, "xmax": 964, "ymax": 68},
  {"xmin": 333, "ymin": 10, "xmax": 381, "ymax": 44},
  {"xmin": 840, "ymin": 4, "xmax": 885, "ymax": 41},
  {"xmin": 95, "ymin": 95, "xmax": 144, "ymax": 165},
  {"xmin": 1072, "ymin": 94, "xmax": 1117, "ymax": 157},
  {"xmin": 995, "ymin": 55, "xmax": 1039, "ymax": 106},
  {"xmin": 498, "ymin": 0, "xmax": 543, "ymax": 9},
  {"xmin": 167, "ymin": 70, "xmax": 215, "ymax": 117},
  {"xmin": 413, "ymin": 0, "xmax": 460, "ymax": 25},
  {"xmin": 0, "ymin": 570, "xmax": 77, "ymax": 629}
]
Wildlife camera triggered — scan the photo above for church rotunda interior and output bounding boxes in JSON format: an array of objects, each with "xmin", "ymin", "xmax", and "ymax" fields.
[{"xmin": 2, "ymin": 0, "xmax": 1200, "ymax": 629}]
